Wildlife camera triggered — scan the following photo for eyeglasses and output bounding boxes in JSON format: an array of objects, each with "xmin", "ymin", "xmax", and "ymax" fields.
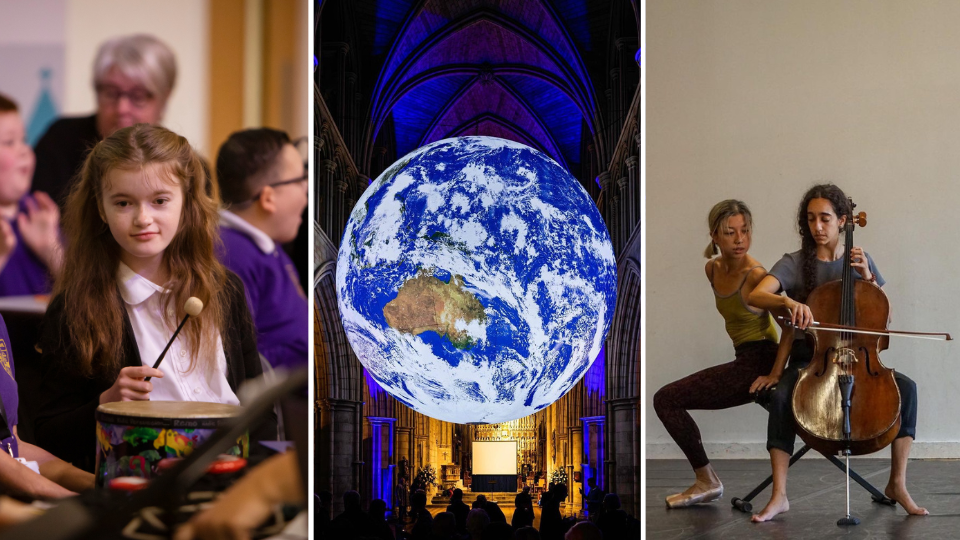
[
  {"xmin": 256, "ymin": 171, "xmax": 308, "ymax": 194},
  {"xmin": 251, "ymin": 138, "xmax": 308, "ymax": 201},
  {"xmin": 96, "ymin": 84, "xmax": 155, "ymax": 108}
]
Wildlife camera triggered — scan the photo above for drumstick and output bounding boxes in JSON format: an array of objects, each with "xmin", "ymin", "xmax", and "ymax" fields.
[{"xmin": 144, "ymin": 297, "xmax": 204, "ymax": 382}]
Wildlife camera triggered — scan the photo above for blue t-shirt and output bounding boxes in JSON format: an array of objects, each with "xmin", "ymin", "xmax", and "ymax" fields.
[
  {"xmin": 769, "ymin": 249, "xmax": 884, "ymax": 299},
  {"xmin": 769, "ymin": 249, "xmax": 884, "ymax": 339},
  {"xmin": 0, "ymin": 315, "xmax": 20, "ymax": 457}
]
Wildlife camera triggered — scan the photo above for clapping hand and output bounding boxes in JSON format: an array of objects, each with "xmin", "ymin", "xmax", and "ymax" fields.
[{"xmin": 16, "ymin": 192, "xmax": 63, "ymax": 274}]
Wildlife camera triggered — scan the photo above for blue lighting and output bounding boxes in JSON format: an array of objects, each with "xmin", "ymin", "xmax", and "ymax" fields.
[{"xmin": 585, "ymin": 345, "xmax": 605, "ymax": 398}]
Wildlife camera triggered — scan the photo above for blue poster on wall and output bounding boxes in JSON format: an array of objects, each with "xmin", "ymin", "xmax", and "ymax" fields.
[{"xmin": 0, "ymin": 44, "xmax": 64, "ymax": 146}]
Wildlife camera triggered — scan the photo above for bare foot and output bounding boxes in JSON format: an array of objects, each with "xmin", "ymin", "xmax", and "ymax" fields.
[
  {"xmin": 885, "ymin": 484, "xmax": 929, "ymax": 516},
  {"xmin": 751, "ymin": 492, "xmax": 789, "ymax": 522}
]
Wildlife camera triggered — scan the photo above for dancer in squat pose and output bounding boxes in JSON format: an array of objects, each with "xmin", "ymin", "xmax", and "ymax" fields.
[
  {"xmin": 748, "ymin": 183, "xmax": 927, "ymax": 521},
  {"xmin": 654, "ymin": 200, "xmax": 792, "ymax": 508}
]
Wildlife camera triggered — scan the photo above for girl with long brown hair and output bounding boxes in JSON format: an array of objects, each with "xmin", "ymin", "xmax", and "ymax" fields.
[
  {"xmin": 748, "ymin": 184, "xmax": 925, "ymax": 521},
  {"xmin": 34, "ymin": 124, "xmax": 273, "ymax": 471},
  {"xmin": 654, "ymin": 200, "xmax": 792, "ymax": 508}
]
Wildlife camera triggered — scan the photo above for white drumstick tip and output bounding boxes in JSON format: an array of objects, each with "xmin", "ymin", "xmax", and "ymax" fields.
[{"xmin": 184, "ymin": 297, "xmax": 204, "ymax": 317}]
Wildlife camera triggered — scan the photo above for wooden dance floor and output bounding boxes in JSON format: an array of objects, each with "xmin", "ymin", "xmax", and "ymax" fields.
[{"xmin": 647, "ymin": 458, "xmax": 960, "ymax": 539}]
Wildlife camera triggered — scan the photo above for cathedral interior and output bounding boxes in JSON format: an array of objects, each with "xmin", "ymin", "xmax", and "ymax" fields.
[{"xmin": 315, "ymin": 0, "xmax": 641, "ymax": 519}]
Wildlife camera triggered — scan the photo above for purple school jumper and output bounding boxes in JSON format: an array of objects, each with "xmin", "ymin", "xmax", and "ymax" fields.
[
  {"xmin": 218, "ymin": 216, "xmax": 308, "ymax": 369},
  {"xmin": 0, "ymin": 206, "xmax": 53, "ymax": 297},
  {"xmin": 0, "ymin": 315, "xmax": 20, "ymax": 457}
]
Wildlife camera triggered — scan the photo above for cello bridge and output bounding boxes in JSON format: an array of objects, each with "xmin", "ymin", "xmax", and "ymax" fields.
[{"xmin": 831, "ymin": 348, "xmax": 858, "ymax": 366}]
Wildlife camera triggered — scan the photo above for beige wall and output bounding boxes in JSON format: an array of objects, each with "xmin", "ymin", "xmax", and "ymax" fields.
[{"xmin": 646, "ymin": 0, "xmax": 960, "ymax": 459}]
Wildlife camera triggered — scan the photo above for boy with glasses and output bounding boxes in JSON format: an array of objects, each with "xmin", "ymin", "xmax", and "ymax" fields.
[{"xmin": 215, "ymin": 128, "xmax": 308, "ymax": 370}]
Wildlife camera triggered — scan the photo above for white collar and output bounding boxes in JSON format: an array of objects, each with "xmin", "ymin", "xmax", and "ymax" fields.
[
  {"xmin": 117, "ymin": 262, "xmax": 167, "ymax": 305},
  {"xmin": 219, "ymin": 209, "xmax": 276, "ymax": 254}
]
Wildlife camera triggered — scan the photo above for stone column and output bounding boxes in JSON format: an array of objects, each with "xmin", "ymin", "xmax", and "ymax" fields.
[
  {"xmin": 317, "ymin": 398, "xmax": 363, "ymax": 515},
  {"xmin": 580, "ymin": 416, "xmax": 606, "ymax": 491},
  {"xmin": 618, "ymin": 176, "xmax": 629, "ymax": 244},
  {"xmin": 625, "ymin": 156, "xmax": 638, "ymax": 233},
  {"xmin": 609, "ymin": 193, "xmax": 620, "ymax": 255},
  {"xmin": 634, "ymin": 134, "xmax": 642, "ymax": 231},
  {"xmin": 610, "ymin": 68, "xmax": 621, "ymax": 133},
  {"xmin": 598, "ymin": 171, "xmax": 612, "ymax": 240},
  {"xmin": 605, "ymin": 88, "xmax": 614, "ymax": 152},
  {"xmin": 338, "ymin": 173, "xmax": 350, "ymax": 241},
  {"xmin": 321, "ymin": 160, "xmax": 338, "ymax": 245},
  {"xmin": 607, "ymin": 397, "xmax": 640, "ymax": 519},
  {"xmin": 569, "ymin": 426, "xmax": 583, "ymax": 511},
  {"xmin": 335, "ymin": 44, "xmax": 350, "ymax": 128},
  {"xmin": 367, "ymin": 417, "xmax": 397, "ymax": 508},
  {"xmin": 344, "ymin": 72, "xmax": 357, "ymax": 156}
]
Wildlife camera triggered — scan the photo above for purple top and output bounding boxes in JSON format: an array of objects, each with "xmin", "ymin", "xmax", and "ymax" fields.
[
  {"xmin": 219, "ymin": 226, "xmax": 308, "ymax": 369},
  {"xmin": 0, "ymin": 315, "xmax": 20, "ymax": 457},
  {"xmin": 0, "ymin": 198, "xmax": 55, "ymax": 297}
]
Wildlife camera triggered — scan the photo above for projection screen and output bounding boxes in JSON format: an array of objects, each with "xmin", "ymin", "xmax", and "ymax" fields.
[{"xmin": 472, "ymin": 441, "xmax": 518, "ymax": 475}]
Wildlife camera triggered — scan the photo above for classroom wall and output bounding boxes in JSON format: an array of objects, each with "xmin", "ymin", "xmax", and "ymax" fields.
[{"xmin": 646, "ymin": 0, "xmax": 960, "ymax": 459}]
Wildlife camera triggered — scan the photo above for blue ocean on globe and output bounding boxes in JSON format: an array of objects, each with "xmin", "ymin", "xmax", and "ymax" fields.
[{"xmin": 336, "ymin": 136, "xmax": 617, "ymax": 424}]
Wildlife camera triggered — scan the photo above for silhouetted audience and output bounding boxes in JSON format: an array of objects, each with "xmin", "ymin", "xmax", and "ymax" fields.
[
  {"xmin": 446, "ymin": 488, "xmax": 470, "ymax": 534},
  {"xmin": 539, "ymin": 483, "xmax": 568, "ymax": 540},
  {"xmin": 410, "ymin": 490, "xmax": 434, "ymax": 539},
  {"xmin": 365, "ymin": 499, "xmax": 395, "ymax": 540},
  {"xmin": 514, "ymin": 526, "xmax": 541, "ymax": 540},
  {"xmin": 316, "ymin": 491, "xmax": 332, "ymax": 538},
  {"xmin": 596, "ymin": 494, "xmax": 627, "ymax": 540},
  {"xmin": 465, "ymin": 508, "xmax": 490, "ymax": 540},
  {"xmin": 583, "ymin": 478, "xmax": 603, "ymax": 520},
  {"xmin": 431, "ymin": 511, "xmax": 458, "ymax": 540},
  {"xmin": 564, "ymin": 522, "xmax": 603, "ymax": 540},
  {"xmin": 513, "ymin": 487, "xmax": 535, "ymax": 530},
  {"xmin": 321, "ymin": 486, "xmax": 639, "ymax": 540},
  {"xmin": 481, "ymin": 522, "xmax": 514, "ymax": 540},
  {"xmin": 329, "ymin": 490, "xmax": 366, "ymax": 539},
  {"xmin": 483, "ymin": 501, "xmax": 507, "ymax": 524}
]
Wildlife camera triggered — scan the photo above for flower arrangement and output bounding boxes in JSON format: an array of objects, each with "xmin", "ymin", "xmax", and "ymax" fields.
[
  {"xmin": 550, "ymin": 467, "xmax": 568, "ymax": 486},
  {"xmin": 415, "ymin": 464, "xmax": 438, "ymax": 488}
]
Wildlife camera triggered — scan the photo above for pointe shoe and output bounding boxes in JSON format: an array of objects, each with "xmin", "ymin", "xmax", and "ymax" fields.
[{"xmin": 665, "ymin": 484, "xmax": 724, "ymax": 509}]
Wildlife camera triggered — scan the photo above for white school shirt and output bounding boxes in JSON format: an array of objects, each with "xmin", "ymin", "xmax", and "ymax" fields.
[
  {"xmin": 116, "ymin": 262, "xmax": 240, "ymax": 405},
  {"xmin": 219, "ymin": 209, "xmax": 275, "ymax": 254}
]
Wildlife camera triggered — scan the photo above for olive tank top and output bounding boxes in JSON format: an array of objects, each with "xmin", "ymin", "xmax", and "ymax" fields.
[{"xmin": 712, "ymin": 264, "xmax": 779, "ymax": 347}]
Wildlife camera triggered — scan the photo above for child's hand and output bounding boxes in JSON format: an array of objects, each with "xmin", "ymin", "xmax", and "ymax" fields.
[
  {"xmin": 0, "ymin": 219, "xmax": 16, "ymax": 266},
  {"xmin": 100, "ymin": 366, "xmax": 164, "ymax": 404},
  {"xmin": 17, "ymin": 192, "xmax": 63, "ymax": 274}
]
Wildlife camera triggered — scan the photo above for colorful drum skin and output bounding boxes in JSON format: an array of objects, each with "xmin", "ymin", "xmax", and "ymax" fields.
[{"xmin": 94, "ymin": 401, "xmax": 247, "ymax": 488}]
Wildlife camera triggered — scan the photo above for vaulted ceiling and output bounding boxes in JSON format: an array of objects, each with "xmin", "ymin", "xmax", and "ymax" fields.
[{"xmin": 320, "ymin": 0, "xmax": 638, "ymax": 177}]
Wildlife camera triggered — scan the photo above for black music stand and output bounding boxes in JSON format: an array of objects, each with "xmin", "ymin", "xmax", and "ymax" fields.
[{"xmin": 731, "ymin": 387, "xmax": 896, "ymax": 514}]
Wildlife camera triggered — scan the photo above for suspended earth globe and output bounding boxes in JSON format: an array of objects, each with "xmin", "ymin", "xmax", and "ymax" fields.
[{"xmin": 336, "ymin": 136, "xmax": 617, "ymax": 424}]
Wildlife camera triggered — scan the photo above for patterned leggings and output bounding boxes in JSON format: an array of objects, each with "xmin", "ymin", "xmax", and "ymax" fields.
[{"xmin": 654, "ymin": 340, "xmax": 779, "ymax": 469}]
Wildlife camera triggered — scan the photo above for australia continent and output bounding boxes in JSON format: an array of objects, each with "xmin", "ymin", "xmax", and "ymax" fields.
[{"xmin": 383, "ymin": 271, "xmax": 487, "ymax": 349}]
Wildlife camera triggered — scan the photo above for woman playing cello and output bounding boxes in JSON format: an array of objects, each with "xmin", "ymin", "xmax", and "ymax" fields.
[
  {"xmin": 654, "ymin": 200, "xmax": 792, "ymax": 508},
  {"xmin": 748, "ymin": 183, "xmax": 927, "ymax": 521}
]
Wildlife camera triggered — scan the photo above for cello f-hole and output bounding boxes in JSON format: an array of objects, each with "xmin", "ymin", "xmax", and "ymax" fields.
[
  {"xmin": 816, "ymin": 347, "xmax": 835, "ymax": 377},
  {"xmin": 859, "ymin": 346, "xmax": 878, "ymax": 376}
]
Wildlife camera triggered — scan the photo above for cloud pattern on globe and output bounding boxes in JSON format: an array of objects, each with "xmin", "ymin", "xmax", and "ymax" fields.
[{"xmin": 336, "ymin": 137, "xmax": 617, "ymax": 424}]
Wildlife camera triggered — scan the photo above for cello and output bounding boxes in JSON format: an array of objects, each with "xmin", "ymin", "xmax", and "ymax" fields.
[{"xmin": 790, "ymin": 202, "xmax": 902, "ymax": 457}]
